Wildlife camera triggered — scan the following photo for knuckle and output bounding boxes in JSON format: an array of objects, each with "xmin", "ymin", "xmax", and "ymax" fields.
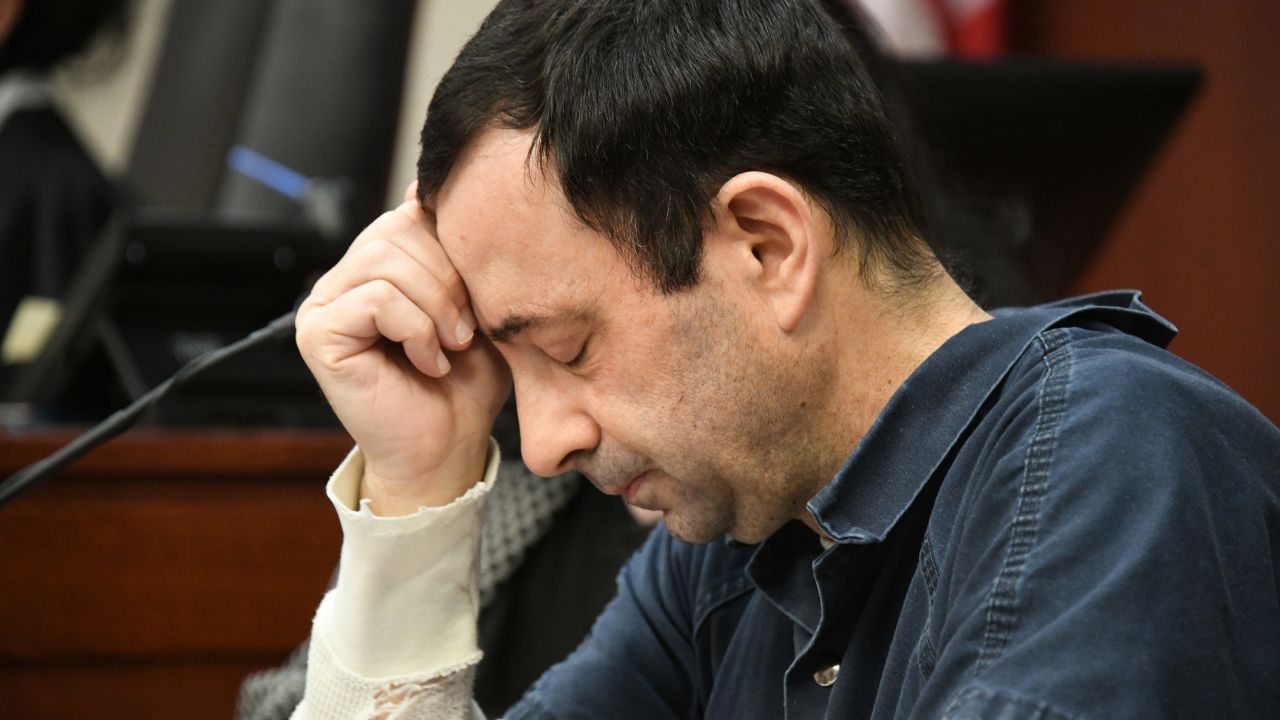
[
  {"xmin": 351, "ymin": 214, "xmax": 382, "ymax": 244},
  {"xmin": 366, "ymin": 278, "xmax": 397, "ymax": 305},
  {"xmin": 294, "ymin": 323, "xmax": 312, "ymax": 351},
  {"xmin": 294, "ymin": 318, "xmax": 322, "ymax": 358},
  {"xmin": 296, "ymin": 294, "xmax": 321, "ymax": 316},
  {"xmin": 437, "ymin": 263, "xmax": 464, "ymax": 297},
  {"xmin": 414, "ymin": 313, "xmax": 437, "ymax": 340},
  {"xmin": 307, "ymin": 271, "xmax": 336, "ymax": 301},
  {"xmin": 352, "ymin": 211, "xmax": 408, "ymax": 247},
  {"xmin": 419, "ymin": 270, "xmax": 445, "ymax": 301},
  {"xmin": 377, "ymin": 208, "xmax": 410, "ymax": 231},
  {"xmin": 294, "ymin": 307, "xmax": 318, "ymax": 340},
  {"xmin": 360, "ymin": 238, "xmax": 397, "ymax": 267}
]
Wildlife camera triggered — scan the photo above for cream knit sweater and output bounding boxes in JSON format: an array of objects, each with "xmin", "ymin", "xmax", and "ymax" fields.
[{"xmin": 292, "ymin": 444, "xmax": 502, "ymax": 720}]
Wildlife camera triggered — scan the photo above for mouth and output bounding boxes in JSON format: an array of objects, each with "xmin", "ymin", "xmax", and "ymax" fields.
[
  {"xmin": 586, "ymin": 467, "xmax": 656, "ymax": 503},
  {"xmin": 622, "ymin": 469, "xmax": 654, "ymax": 505}
]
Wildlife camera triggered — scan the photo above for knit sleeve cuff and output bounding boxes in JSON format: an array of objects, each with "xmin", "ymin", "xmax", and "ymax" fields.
[
  {"xmin": 315, "ymin": 440, "xmax": 501, "ymax": 680},
  {"xmin": 297, "ymin": 608, "xmax": 482, "ymax": 719}
]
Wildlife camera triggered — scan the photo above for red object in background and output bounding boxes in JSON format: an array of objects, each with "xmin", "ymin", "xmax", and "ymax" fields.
[
  {"xmin": 928, "ymin": 0, "xmax": 1007, "ymax": 58},
  {"xmin": 857, "ymin": 0, "xmax": 1007, "ymax": 57}
]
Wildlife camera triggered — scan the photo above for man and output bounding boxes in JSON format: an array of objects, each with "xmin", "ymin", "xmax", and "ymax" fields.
[{"xmin": 290, "ymin": 0, "xmax": 1280, "ymax": 718}]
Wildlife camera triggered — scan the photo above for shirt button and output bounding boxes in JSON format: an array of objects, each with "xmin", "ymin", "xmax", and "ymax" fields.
[{"xmin": 813, "ymin": 663, "xmax": 840, "ymax": 687}]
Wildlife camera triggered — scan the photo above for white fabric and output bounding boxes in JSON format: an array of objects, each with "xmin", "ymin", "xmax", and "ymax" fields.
[
  {"xmin": 295, "ymin": 616, "xmax": 480, "ymax": 720},
  {"xmin": 856, "ymin": 0, "xmax": 945, "ymax": 56},
  {"xmin": 294, "ymin": 443, "xmax": 501, "ymax": 719},
  {"xmin": 239, "ymin": 454, "xmax": 578, "ymax": 720},
  {"xmin": 855, "ymin": 0, "xmax": 1002, "ymax": 56}
]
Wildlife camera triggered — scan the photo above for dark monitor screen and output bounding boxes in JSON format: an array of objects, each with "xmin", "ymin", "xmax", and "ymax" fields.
[{"xmin": 6, "ymin": 211, "xmax": 346, "ymax": 427}]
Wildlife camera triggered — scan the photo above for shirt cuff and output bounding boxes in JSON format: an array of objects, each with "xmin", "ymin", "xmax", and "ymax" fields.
[{"xmin": 315, "ymin": 439, "xmax": 501, "ymax": 679}]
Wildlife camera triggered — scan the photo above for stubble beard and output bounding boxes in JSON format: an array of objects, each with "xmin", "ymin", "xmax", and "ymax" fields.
[{"xmin": 659, "ymin": 288, "xmax": 834, "ymax": 545}]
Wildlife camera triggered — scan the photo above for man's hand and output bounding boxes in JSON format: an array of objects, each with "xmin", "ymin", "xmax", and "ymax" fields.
[{"xmin": 295, "ymin": 184, "xmax": 510, "ymax": 515}]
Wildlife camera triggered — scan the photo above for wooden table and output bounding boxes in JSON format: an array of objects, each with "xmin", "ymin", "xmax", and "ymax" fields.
[{"xmin": 0, "ymin": 428, "xmax": 351, "ymax": 719}]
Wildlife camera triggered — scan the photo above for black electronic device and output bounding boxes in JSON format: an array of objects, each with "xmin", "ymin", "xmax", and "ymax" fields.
[{"xmin": 4, "ymin": 210, "xmax": 342, "ymax": 427}]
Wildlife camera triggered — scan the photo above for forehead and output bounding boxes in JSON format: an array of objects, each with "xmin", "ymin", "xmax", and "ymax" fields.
[{"xmin": 432, "ymin": 127, "xmax": 622, "ymax": 333}]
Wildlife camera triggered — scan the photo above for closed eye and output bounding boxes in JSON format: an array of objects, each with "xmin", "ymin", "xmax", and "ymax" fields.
[{"xmin": 565, "ymin": 337, "xmax": 591, "ymax": 369}]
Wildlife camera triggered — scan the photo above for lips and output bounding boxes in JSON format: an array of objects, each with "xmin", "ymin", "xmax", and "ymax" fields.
[
  {"xmin": 623, "ymin": 470, "xmax": 652, "ymax": 504},
  {"xmin": 583, "ymin": 465, "xmax": 654, "ymax": 501}
]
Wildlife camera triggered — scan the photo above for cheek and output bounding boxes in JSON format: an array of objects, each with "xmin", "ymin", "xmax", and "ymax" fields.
[
  {"xmin": 604, "ymin": 367, "xmax": 698, "ymax": 439},
  {"xmin": 582, "ymin": 372, "xmax": 700, "ymax": 472},
  {"xmin": 590, "ymin": 291, "xmax": 730, "ymax": 446}
]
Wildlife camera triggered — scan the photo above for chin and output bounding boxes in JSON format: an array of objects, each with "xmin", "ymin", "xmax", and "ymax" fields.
[
  {"xmin": 725, "ymin": 527, "xmax": 774, "ymax": 545},
  {"xmin": 723, "ymin": 512, "xmax": 792, "ymax": 545},
  {"xmin": 660, "ymin": 513, "xmax": 729, "ymax": 545}
]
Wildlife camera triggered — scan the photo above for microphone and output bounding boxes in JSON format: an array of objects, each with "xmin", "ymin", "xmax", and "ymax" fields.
[{"xmin": 0, "ymin": 311, "xmax": 298, "ymax": 510}]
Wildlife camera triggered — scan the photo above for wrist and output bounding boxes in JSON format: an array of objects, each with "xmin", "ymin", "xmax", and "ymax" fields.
[{"xmin": 361, "ymin": 437, "xmax": 492, "ymax": 516}]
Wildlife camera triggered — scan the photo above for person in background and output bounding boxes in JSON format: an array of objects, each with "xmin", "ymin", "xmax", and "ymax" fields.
[{"xmin": 0, "ymin": 0, "xmax": 124, "ymax": 391}]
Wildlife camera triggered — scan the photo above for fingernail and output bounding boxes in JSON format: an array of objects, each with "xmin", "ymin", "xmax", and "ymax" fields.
[
  {"xmin": 462, "ymin": 307, "xmax": 477, "ymax": 331},
  {"xmin": 455, "ymin": 319, "xmax": 473, "ymax": 344},
  {"xmin": 436, "ymin": 350, "xmax": 450, "ymax": 374}
]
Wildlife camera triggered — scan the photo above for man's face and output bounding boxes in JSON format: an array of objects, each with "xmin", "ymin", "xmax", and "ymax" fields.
[{"xmin": 434, "ymin": 128, "xmax": 824, "ymax": 543}]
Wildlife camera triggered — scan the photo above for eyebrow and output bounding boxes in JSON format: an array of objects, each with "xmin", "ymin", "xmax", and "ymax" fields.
[
  {"xmin": 483, "ymin": 312, "xmax": 552, "ymax": 344},
  {"xmin": 483, "ymin": 307, "xmax": 591, "ymax": 344}
]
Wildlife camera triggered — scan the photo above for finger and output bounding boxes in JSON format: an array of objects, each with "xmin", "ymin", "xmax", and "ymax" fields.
[
  {"xmin": 310, "ymin": 239, "xmax": 473, "ymax": 350},
  {"xmin": 405, "ymin": 200, "xmax": 479, "ymax": 333},
  {"xmin": 341, "ymin": 203, "xmax": 471, "ymax": 316},
  {"xmin": 305, "ymin": 279, "xmax": 450, "ymax": 378}
]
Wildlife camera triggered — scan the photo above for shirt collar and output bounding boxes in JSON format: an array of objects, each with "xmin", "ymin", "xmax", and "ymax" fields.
[{"xmin": 807, "ymin": 290, "xmax": 1177, "ymax": 544}]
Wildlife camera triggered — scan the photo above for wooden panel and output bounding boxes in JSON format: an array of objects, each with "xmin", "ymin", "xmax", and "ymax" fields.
[
  {"xmin": 0, "ymin": 429, "xmax": 351, "ymax": 719},
  {"xmin": 0, "ymin": 428, "xmax": 354, "ymax": 477},
  {"xmin": 1009, "ymin": 0, "xmax": 1280, "ymax": 423},
  {"xmin": 0, "ymin": 659, "xmax": 278, "ymax": 720}
]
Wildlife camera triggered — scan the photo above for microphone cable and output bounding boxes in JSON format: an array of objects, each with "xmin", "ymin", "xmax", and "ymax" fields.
[{"xmin": 0, "ymin": 311, "xmax": 298, "ymax": 510}]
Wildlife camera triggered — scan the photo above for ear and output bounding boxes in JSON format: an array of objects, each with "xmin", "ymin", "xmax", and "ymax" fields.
[{"xmin": 707, "ymin": 172, "xmax": 823, "ymax": 333}]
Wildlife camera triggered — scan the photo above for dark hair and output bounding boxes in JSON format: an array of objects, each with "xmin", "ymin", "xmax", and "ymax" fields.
[
  {"xmin": 418, "ymin": 0, "xmax": 932, "ymax": 293},
  {"xmin": 0, "ymin": 0, "xmax": 129, "ymax": 74}
]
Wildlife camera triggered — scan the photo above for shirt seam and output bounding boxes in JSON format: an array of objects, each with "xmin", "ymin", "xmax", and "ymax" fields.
[
  {"xmin": 942, "ymin": 684, "xmax": 1083, "ymax": 720},
  {"xmin": 976, "ymin": 329, "xmax": 1073, "ymax": 673},
  {"xmin": 914, "ymin": 535, "xmax": 941, "ymax": 681},
  {"xmin": 693, "ymin": 573, "xmax": 756, "ymax": 634}
]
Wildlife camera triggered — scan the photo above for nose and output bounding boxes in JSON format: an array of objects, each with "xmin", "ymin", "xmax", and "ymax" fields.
[{"xmin": 515, "ymin": 378, "xmax": 600, "ymax": 477}]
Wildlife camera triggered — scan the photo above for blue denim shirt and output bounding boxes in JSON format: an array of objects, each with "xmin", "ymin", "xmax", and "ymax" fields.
[{"xmin": 507, "ymin": 291, "xmax": 1280, "ymax": 720}]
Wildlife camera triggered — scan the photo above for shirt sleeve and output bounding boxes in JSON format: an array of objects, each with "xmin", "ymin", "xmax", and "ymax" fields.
[
  {"xmin": 912, "ymin": 344, "xmax": 1280, "ymax": 719},
  {"xmin": 292, "ymin": 442, "xmax": 501, "ymax": 720}
]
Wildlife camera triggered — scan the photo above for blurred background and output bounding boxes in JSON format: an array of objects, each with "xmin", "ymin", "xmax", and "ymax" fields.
[
  {"xmin": 0, "ymin": 0, "xmax": 1276, "ymax": 718},
  {"xmin": 24, "ymin": 0, "xmax": 1280, "ymax": 424}
]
